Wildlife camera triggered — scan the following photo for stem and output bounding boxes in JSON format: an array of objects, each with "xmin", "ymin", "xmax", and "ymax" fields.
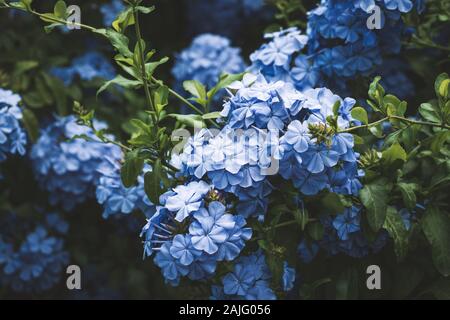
[
  {"xmin": 151, "ymin": 76, "xmax": 220, "ymax": 128},
  {"xmin": 264, "ymin": 220, "xmax": 298, "ymax": 231},
  {"xmin": 339, "ymin": 117, "xmax": 389, "ymax": 133},
  {"xmin": 340, "ymin": 116, "xmax": 450, "ymax": 133},
  {"xmin": 133, "ymin": 6, "xmax": 158, "ymax": 125}
]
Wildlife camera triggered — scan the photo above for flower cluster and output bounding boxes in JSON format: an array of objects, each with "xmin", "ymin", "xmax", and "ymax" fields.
[
  {"xmin": 0, "ymin": 89, "xmax": 27, "ymax": 162},
  {"xmin": 172, "ymin": 34, "xmax": 246, "ymax": 94},
  {"xmin": 0, "ymin": 212, "xmax": 69, "ymax": 293},
  {"xmin": 96, "ymin": 158, "xmax": 155, "ymax": 219},
  {"xmin": 31, "ymin": 115, "xmax": 122, "ymax": 211},
  {"xmin": 100, "ymin": 0, "xmax": 125, "ymax": 27},
  {"xmin": 141, "ymin": 181, "xmax": 252, "ymax": 286},
  {"xmin": 211, "ymin": 250, "xmax": 296, "ymax": 300},
  {"xmin": 51, "ymin": 51, "xmax": 115, "ymax": 86},
  {"xmin": 250, "ymin": 1, "xmax": 424, "ymax": 93}
]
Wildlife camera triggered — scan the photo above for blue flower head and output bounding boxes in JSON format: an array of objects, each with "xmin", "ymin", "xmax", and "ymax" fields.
[
  {"xmin": 96, "ymin": 157, "xmax": 155, "ymax": 219},
  {"xmin": 51, "ymin": 51, "xmax": 115, "ymax": 86},
  {"xmin": 172, "ymin": 34, "xmax": 246, "ymax": 104},
  {"xmin": 31, "ymin": 115, "xmax": 122, "ymax": 211},
  {"xmin": 141, "ymin": 195, "xmax": 252, "ymax": 286},
  {"xmin": 0, "ymin": 89, "xmax": 27, "ymax": 162},
  {"xmin": 0, "ymin": 212, "xmax": 69, "ymax": 293}
]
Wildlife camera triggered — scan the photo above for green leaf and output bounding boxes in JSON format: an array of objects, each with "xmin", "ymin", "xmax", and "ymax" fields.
[
  {"xmin": 21, "ymin": 108, "xmax": 39, "ymax": 142},
  {"xmin": 207, "ymin": 72, "xmax": 244, "ymax": 100},
  {"xmin": 105, "ymin": 29, "xmax": 133, "ymax": 58},
  {"xmin": 421, "ymin": 206, "xmax": 450, "ymax": 276},
  {"xmin": 383, "ymin": 206, "xmax": 409, "ymax": 260},
  {"xmin": 42, "ymin": 73, "xmax": 68, "ymax": 116},
  {"xmin": 144, "ymin": 57, "xmax": 169, "ymax": 77},
  {"xmin": 183, "ymin": 80, "xmax": 206, "ymax": 100},
  {"xmin": 154, "ymin": 85, "xmax": 169, "ymax": 113},
  {"xmin": 168, "ymin": 114, "xmax": 205, "ymax": 128},
  {"xmin": 435, "ymin": 73, "xmax": 449, "ymax": 98},
  {"xmin": 202, "ymin": 112, "xmax": 222, "ymax": 120},
  {"xmin": 97, "ymin": 75, "xmax": 141, "ymax": 96},
  {"xmin": 368, "ymin": 76, "xmax": 384, "ymax": 106},
  {"xmin": 112, "ymin": 7, "xmax": 134, "ymax": 32},
  {"xmin": 351, "ymin": 107, "xmax": 368, "ymax": 125},
  {"xmin": 419, "ymin": 102, "xmax": 441, "ymax": 123},
  {"xmin": 360, "ymin": 179, "xmax": 391, "ymax": 232},
  {"xmin": 144, "ymin": 159, "xmax": 163, "ymax": 204},
  {"xmin": 135, "ymin": 5, "xmax": 155, "ymax": 14},
  {"xmin": 307, "ymin": 222, "xmax": 324, "ymax": 241},
  {"xmin": 321, "ymin": 192, "xmax": 346, "ymax": 213},
  {"xmin": 121, "ymin": 150, "xmax": 144, "ymax": 188},
  {"xmin": 382, "ymin": 142, "xmax": 407, "ymax": 165},
  {"xmin": 53, "ymin": 0, "xmax": 67, "ymax": 19},
  {"xmin": 430, "ymin": 131, "xmax": 450, "ymax": 154},
  {"xmin": 397, "ymin": 182, "xmax": 417, "ymax": 210},
  {"xmin": 14, "ymin": 60, "xmax": 39, "ymax": 76}
]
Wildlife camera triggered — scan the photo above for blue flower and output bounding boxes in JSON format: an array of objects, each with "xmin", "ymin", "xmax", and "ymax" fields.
[
  {"xmin": 215, "ymin": 251, "xmax": 278, "ymax": 300},
  {"xmin": 333, "ymin": 206, "xmax": 361, "ymax": 240},
  {"xmin": 172, "ymin": 34, "xmax": 245, "ymax": 106},
  {"xmin": 96, "ymin": 158, "xmax": 155, "ymax": 219},
  {"xmin": 0, "ymin": 212, "xmax": 69, "ymax": 293},
  {"xmin": 297, "ymin": 239, "xmax": 319, "ymax": 264},
  {"xmin": 0, "ymin": 89, "xmax": 27, "ymax": 162},
  {"xmin": 31, "ymin": 115, "xmax": 122, "ymax": 211},
  {"xmin": 189, "ymin": 202, "xmax": 235, "ymax": 254},
  {"xmin": 282, "ymin": 262, "xmax": 296, "ymax": 292},
  {"xmin": 154, "ymin": 242, "xmax": 189, "ymax": 286},
  {"xmin": 51, "ymin": 51, "xmax": 115, "ymax": 86},
  {"xmin": 165, "ymin": 180, "xmax": 211, "ymax": 222}
]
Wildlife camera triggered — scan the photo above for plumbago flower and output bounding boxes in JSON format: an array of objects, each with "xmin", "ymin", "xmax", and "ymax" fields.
[
  {"xmin": 0, "ymin": 211, "xmax": 69, "ymax": 293},
  {"xmin": 250, "ymin": 1, "xmax": 425, "ymax": 93},
  {"xmin": 31, "ymin": 115, "xmax": 122, "ymax": 211},
  {"xmin": 141, "ymin": 182, "xmax": 252, "ymax": 286},
  {"xmin": 0, "ymin": 89, "xmax": 27, "ymax": 162},
  {"xmin": 172, "ymin": 34, "xmax": 246, "ymax": 102},
  {"xmin": 210, "ymin": 250, "xmax": 296, "ymax": 300},
  {"xmin": 50, "ymin": 51, "xmax": 115, "ymax": 86},
  {"xmin": 96, "ymin": 158, "xmax": 155, "ymax": 219}
]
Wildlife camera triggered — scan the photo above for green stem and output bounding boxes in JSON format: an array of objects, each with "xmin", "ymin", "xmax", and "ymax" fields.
[
  {"xmin": 339, "ymin": 117, "xmax": 390, "ymax": 133},
  {"xmin": 133, "ymin": 6, "xmax": 158, "ymax": 125},
  {"xmin": 340, "ymin": 115, "xmax": 450, "ymax": 133},
  {"xmin": 264, "ymin": 220, "xmax": 298, "ymax": 231}
]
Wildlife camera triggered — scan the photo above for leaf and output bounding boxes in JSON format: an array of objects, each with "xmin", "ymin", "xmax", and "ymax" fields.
[
  {"xmin": 421, "ymin": 206, "xmax": 450, "ymax": 276},
  {"xmin": 419, "ymin": 102, "xmax": 441, "ymax": 123},
  {"xmin": 53, "ymin": 0, "xmax": 67, "ymax": 19},
  {"xmin": 435, "ymin": 73, "xmax": 449, "ymax": 99},
  {"xmin": 154, "ymin": 85, "xmax": 169, "ymax": 113},
  {"xmin": 112, "ymin": 7, "xmax": 134, "ymax": 32},
  {"xmin": 121, "ymin": 150, "xmax": 144, "ymax": 188},
  {"xmin": 42, "ymin": 73, "xmax": 68, "ymax": 116},
  {"xmin": 202, "ymin": 112, "xmax": 221, "ymax": 120},
  {"xmin": 168, "ymin": 114, "xmax": 205, "ymax": 128},
  {"xmin": 351, "ymin": 107, "xmax": 368, "ymax": 125},
  {"xmin": 321, "ymin": 192, "xmax": 346, "ymax": 213},
  {"xmin": 382, "ymin": 142, "xmax": 407, "ymax": 165},
  {"xmin": 207, "ymin": 72, "xmax": 244, "ymax": 100},
  {"xmin": 183, "ymin": 80, "xmax": 206, "ymax": 101},
  {"xmin": 105, "ymin": 29, "xmax": 133, "ymax": 58},
  {"xmin": 97, "ymin": 75, "xmax": 141, "ymax": 96},
  {"xmin": 14, "ymin": 60, "xmax": 39, "ymax": 76},
  {"xmin": 135, "ymin": 5, "xmax": 155, "ymax": 14},
  {"xmin": 383, "ymin": 206, "xmax": 409, "ymax": 260},
  {"xmin": 144, "ymin": 159, "xmax": 163, "ymax": 204},
  {"xmin": 21, "ymin": 108, "xmax": 39, "ymax": 142},
  {"xmin": 144, "ymin": 57, "xmax": 169, "ymax": 77},
  {"xmin": 397, "ymin": 182, "xmax": 417, "ymax": 210},
  {"xmin": 360, "ymin": 179, "xmax": 391, "ymax": 232},
  {"xmin": 430, "ymin": 131, "xmax": 450, "ymax": 154}
]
